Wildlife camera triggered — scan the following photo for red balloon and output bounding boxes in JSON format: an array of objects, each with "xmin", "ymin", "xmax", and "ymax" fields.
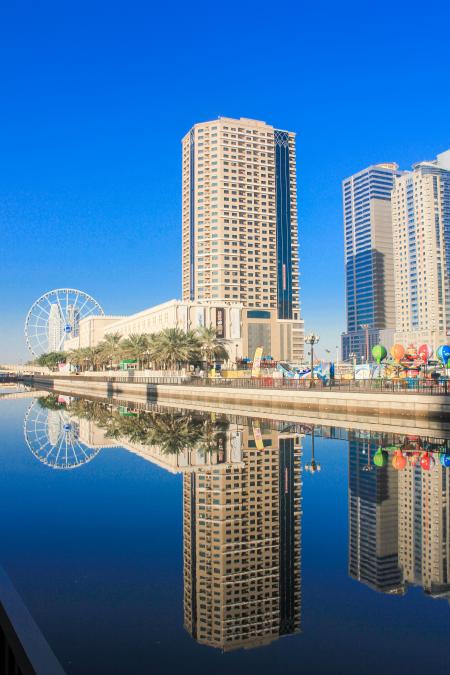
[
  {"xmin": 420, "ymin": 452, "xmax": 434, "ymax": 471},
  {"xmin": 418, "ymin": 344, "xmax": 433, "ymax": 362}
]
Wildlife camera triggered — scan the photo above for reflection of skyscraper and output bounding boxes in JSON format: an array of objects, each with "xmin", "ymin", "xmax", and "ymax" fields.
[
  {"xmin": 348, "ymin": 439, "xmax": 404, "ymax": 594},
  {"xmin": 398, "ymin": 462, "xmax": 450, "ymax": 600},
  {"xmin": 183, "ymin": 425, "xmax": 302, "ymax": 650},
  {"xmin": 47, "ymin": 410, "xmax": 62, "ymax": 446},
  {"xmin": 48, "ymin": 303, "xmax": 63, "ymax": 352}
]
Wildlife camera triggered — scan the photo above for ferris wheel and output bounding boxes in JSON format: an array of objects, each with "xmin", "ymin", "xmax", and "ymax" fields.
[
  {"xmin": 24, "ymin": 288, "xmax": 104, "ymax": 356},
  {"xmin": 23, "ymin": 400, "xmax": 100, "ymax": 469}
]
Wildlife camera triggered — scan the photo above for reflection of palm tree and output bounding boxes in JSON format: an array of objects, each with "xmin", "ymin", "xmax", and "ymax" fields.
[
  {"xmin": 196, "ymin": 417, "xmax": 229, "ymax": 454},
  {"xmin": 66, "ymin": 400, "xmax": 230, "ymax": 459},
  {"xmin": 149, "ymin": 413, "xmax": 203, "ymax": 455}
]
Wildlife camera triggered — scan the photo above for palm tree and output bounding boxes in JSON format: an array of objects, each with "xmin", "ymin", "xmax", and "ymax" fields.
[
  {"xmin": 98, "ymin": 332, "xmax": 123, "ymax": 370},
  {"xmin": 196, "ymin": 325, "xmax": 229, "ymax": 371},
  {"xmin": 68, "ymin": 346, "xmax": 100, "ymax": 371},
  {"xmin": 67, "ymin": 348, "xmax": 84, "ymax": 370},
  {"xmin": 155, "ymin": 328, "xmax": 193, "ymax": 370},
  {"xmin": 121, "ymin": 333, "xmax": 149, "ymax": 369}
]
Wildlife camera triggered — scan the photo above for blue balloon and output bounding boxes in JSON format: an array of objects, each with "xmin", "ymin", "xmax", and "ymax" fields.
[
  {"xmin": 436, "ymin": 345, "xmax": 445, "ymax": 363},
  {"xmin": 441, "ymin": 345, "xmax": 450, "ymax": 365},
  {"xmin": 440, "ymin": 453, "xmax": 450, "ymax": 468}
]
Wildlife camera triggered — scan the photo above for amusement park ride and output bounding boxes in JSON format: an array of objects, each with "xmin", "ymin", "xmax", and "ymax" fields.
[
  {"xmin": 24, "ymin": 288, "xmax": 104, "ymax": 357},
  {"xmin": 352, "ymin": 342, "xmax": 450, "ymax": 380}
]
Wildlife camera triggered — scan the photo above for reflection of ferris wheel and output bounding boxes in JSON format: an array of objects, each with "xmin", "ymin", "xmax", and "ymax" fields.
[
  {"xmin": 24, "ymin": 400, "xmax": 100, "ymax": 469},
  {"xmin": 24, "ymin": 288, "xmax": 104, "ymax": 356}
]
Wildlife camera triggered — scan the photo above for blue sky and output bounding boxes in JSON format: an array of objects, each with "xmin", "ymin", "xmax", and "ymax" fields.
[{"xmin": 1, "ymin": 1, "xmax": 449, "ymax": 361}]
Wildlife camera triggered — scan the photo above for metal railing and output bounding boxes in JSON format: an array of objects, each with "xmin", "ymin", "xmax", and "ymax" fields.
[{"xmin": 25, "ymin": 374, "xmax": 450, "ymax": 395}]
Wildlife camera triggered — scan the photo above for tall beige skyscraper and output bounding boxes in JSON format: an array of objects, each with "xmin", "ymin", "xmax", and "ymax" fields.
[
  {"xmin": 181, "ymin": 117, "xmax": 304, "ymax": 362},
  {"xmin": 392, "ymin": 150, "xmax": 450, "ymax": 348}
]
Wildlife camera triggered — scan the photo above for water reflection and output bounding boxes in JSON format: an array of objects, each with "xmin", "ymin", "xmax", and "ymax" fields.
[
  {"xmin": 182, "ymin": 424, "xmax": 302, "ymax": 650},
  {"xmin": 26, "ymin": 395, "xmax": 450, "ymax": 653},
  {"xmin": 24, "ymin": 397, "xmax": 100, "ymax": 469},
  {"xmin": 349, "ymin": 435, "xmax": 450, "ymax": 601}
]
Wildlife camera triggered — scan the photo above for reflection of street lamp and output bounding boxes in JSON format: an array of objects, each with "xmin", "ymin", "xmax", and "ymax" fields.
[
  {"xmin": 362, "ymin": 441, "xmax": 374, "ymax": 472},
  {"xmin": 360, "ymin": 323, "xmax": 370, "ymax": 362},
  {"xmin": 305, "ymin": 427, "xmax": 321, "ymax": 474},
  {"xmin": 305, "ymin": 333, "xmax": 320, "ymax": 379}
]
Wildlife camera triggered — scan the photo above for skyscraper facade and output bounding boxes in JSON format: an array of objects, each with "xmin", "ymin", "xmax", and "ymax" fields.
[
  {"xmin": 48, "ymin": 303, "xmax": 63, "ymax": 352},
  {"xmin": 341, "ymin": 163, "xmax": 401, "ymax": 362},
  {"xmin": 182, "ymin": 117, "xmax": 304, "ymax": 362},
  {"xmin": 392, "ymin": 150, "xmax": 450, "ymax": 349}
]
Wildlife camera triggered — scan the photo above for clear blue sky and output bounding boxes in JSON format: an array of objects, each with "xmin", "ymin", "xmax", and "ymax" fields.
[{"xmin": 1, "ymin": 1, "xmax": 449, "ymax": 362}]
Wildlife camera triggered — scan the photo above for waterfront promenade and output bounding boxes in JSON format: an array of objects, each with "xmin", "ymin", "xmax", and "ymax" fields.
[{"xmin": 24, "ymin": 374, "xmax": 450, "ymax": 434}]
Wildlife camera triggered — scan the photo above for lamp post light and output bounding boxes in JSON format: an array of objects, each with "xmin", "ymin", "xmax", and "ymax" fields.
[
  {"xmin": 305, "ymin": 332, "xmax": 320, "ymax": 380},
  {"xmin": 360, "ymin": 323, "xmax": 370, "ymax": 363},
  {"xmin": 349, "ymin": 352, "xmax": 357, "ymax": 380},
  {"xmin": 305, "ymin": 427, "xmax": 321, "ymax": 474}
]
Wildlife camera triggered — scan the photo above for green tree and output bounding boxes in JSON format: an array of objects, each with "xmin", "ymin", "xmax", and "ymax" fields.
[
  {"xmin": 97, "ymin": 332, "xmax": 123, "ymax": 369},
  {"xmin": 196, "ymin": 325, "xmax": 229, "ymax": 371},
  {"xmin": 121, "ymin": 333, "xmax": 149, "ymax": 369},
  {"xmin": 36, "ymin": 352, "xmax": 67, "ymax": 370},
  {"xmin": 154, "ymin": 328, "xmax": 194, "ymax": 370}
]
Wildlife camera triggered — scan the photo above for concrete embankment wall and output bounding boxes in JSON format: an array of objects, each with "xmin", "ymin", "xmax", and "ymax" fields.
[{"xmin": 26, "ymin": 376, "xmax": 450, "ymax": 435}]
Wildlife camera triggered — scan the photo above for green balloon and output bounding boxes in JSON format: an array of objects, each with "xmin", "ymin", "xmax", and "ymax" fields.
[
  {"xmin": 373, "ymin": 447, "xmax": 388, "ymax": 467},
  {"xmin": 372, "ymin": 344, "xmax": 387, "ymax": 364}
]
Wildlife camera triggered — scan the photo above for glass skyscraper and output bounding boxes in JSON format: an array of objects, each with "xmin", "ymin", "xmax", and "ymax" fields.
[{"xmin": 342, "ymin": 163, "xmax": 401, "ymax": 362}]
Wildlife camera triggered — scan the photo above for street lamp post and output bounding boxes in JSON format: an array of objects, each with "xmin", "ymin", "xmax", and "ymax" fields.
[
  {"xmin": 349, "ymin": 351, "xmax": 356, "ymax": 380},
  {"xmin": 360, "ymin": 324, "xmax": 370, "ymax": 363},
  {"xmin": 305, "ymin": 332, "xmax": 320, "ymax": 380}
]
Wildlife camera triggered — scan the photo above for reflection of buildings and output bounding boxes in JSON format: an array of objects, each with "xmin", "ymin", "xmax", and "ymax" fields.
[
  {"xmin": 398, "ymin": 462, "xmax": 450, "ymax": 600},
  {"xmin": 183, "ymin": 425, "xmax": 302, "ymax": 650},
  {"xmin": 348, "ymin": 438, "xmax": 404, "ymax": 594},
  {"xmin": 48, "ymin": 303, "xmax": 63, "ymax": 352},
  {"xmin": 349, "ymin": 437, "xmax": 450, "ymax": 602}
]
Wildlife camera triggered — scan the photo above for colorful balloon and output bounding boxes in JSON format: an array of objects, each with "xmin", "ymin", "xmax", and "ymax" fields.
[
  {"xmin": 372, "ymin": 344, "xmax": 387, "ymax": 364},
  {"xmin": 392, "ymin": 450, "xmax": 407, "ymax": 471},
  {"xmin": 436, "ymin": 345, "xmax": 444, "ymax": 363},
  {"xmin": 441, "ymin": 345, "xmax": 450, "ymax": 365},
  {"xmin": 420, "ymin": 452, "xmax": 435, "ymax": 471},
  {"xmin": 373, "ymin": 447, "xmax": 388, "ymax": 467},
  {"xmin": 418, "ymin": 344, "xmax": 433, "ymax": 362},
  {"xmin": 390, "ymin": 343, "xmax": 405, "ymax": 363},
  {"xmin": 440, "ymin": 453, "xmax": 450, "ymax": 468}
]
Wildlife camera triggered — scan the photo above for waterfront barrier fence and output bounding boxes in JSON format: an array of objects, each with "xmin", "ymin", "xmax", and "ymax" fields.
[{"xmin": 23, "ymin": 374, "xmax": 450, "ymax": 395}]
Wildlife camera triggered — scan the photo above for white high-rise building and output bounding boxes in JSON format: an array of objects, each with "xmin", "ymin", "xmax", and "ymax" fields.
[
  {"xmin": 48, "ymin": 303, "xmax": 63, "ymax": 352},
  {"xmin": 392, "ymin": 150, "xmax": 450, "ymax": 349}
]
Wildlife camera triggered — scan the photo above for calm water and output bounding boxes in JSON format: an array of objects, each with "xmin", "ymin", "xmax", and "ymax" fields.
[{"xmin": 0, "ymin": 393, "xmax": 449, "ymax": 674}]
